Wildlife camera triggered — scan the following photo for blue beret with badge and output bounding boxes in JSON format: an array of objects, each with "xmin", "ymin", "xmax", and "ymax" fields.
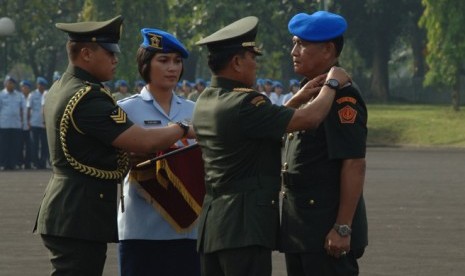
[
  {"xmin": 288, "ymin": 11, "xmax": 347, "ymax": 42},
  {"xmin": 56, "ymin": 15, "xmax": 123, "ymax": 53},
  {"xmin": 140, "ymin": 28, "xmax": 189, "ymax": 59}
]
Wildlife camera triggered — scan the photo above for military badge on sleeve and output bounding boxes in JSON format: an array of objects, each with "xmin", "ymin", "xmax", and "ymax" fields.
[
  {"xmin": 250, "ymin": 95, "xmax": 266, "ymax": 107},
  {"xmin": 338, "ymin": 105, "xmax": 357, "ymax": 124},
  {"xmin": 110, "ymin": 107, "xmax": 127, "ymax": 124}
]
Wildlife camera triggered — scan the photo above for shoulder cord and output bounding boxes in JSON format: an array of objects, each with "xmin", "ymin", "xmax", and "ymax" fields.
[{"xmin": 59, "ymin": 84, "xmax": 129, "ymax": 180}]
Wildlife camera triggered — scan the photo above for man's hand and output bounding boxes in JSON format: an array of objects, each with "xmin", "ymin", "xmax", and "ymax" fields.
[
  {"xmin": 326, "ymin": 66, "xmax": 352, "ymax": 88},
  {"xmin": 324, "ymin": 228, "xmax": 351, "ymax": 259},
  {"xmin": 285, "ymin": 74, "xmax": 327, "ymax": 108}
]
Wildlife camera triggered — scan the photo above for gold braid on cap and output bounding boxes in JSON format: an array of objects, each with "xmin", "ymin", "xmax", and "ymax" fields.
[{"xmin": 59, "ymin": 84, "xmax": 129, "ymax": 180}]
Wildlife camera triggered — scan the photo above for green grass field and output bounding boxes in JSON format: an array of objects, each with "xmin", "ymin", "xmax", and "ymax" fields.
[{"xmin": 367, "ymin": 104, "xmax": 465, "ymax": 147}]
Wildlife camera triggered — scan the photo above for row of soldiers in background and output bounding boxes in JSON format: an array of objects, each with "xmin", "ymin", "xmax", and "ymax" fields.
[
  {"xmin": 1, "ymin": 72, "xmax": 299, "ymax": 171},
  {"xmin": 0, "ymin": 75, "xmax": 53, "ymax": 170},
  {"xmin": 108, "ymin": 77, "xmax": 300, "ymax": 105}
]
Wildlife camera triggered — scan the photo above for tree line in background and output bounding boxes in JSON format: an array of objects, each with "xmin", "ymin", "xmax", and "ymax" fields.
[{"xmin": 1, "ymin": 0, "xmax": 463, "ymax": 110}]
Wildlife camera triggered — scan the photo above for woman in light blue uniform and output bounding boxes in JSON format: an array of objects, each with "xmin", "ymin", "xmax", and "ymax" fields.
[{"xmin": 117, "ymin": 28, "xmax": 200, "ymax": 276}]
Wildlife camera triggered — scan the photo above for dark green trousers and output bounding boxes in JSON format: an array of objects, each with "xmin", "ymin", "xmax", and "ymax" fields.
[
  {"xmin": 41, "ymin": 234, "xmax": 107, "ymax": 276},
  {"xmin": 200, "ymin": 245, "xmax": 272, "ymax": 276},
  {"xmin": 285, "ymin": 249, "xmax": 364, "ymax": 276}
]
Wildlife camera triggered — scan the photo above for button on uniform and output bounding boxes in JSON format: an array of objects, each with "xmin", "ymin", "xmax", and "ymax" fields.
[{"xmin": 308, "ymin": 199, "xmax": 315, "ymax": 205}]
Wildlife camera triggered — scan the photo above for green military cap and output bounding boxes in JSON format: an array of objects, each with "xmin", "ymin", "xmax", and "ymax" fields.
[
  {"xmin": 56, "ymin": 15, "xmax": 123, "ymax": 53},
  {"xmin": 196, "ymin": 16, "xmax": 262, "ymax": 55}
]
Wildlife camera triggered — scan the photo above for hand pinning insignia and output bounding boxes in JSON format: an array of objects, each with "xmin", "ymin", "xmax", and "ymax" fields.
[
  {"xmin": 338, "ymin": 105, "xmax": 357, "ymax": 124},
  {"xmin": 110, "ymin": 107, "xmax": 127, "ymax": 124},
  {"xmin": 250, "ymin": 95, "xmax": 266, "ymax": 107}
]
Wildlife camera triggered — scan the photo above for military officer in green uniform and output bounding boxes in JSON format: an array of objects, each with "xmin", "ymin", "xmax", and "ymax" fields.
[
  {"xmin": 192, "ymin": 16, "xmax": 352, "ymax": 276},
  {"xmin": 34, "ymin": 15, "xmax": 193, "ymax": 276},
  {"xmin": 280, "ymin": 11, "xmax": 368, "ymax": 276}
]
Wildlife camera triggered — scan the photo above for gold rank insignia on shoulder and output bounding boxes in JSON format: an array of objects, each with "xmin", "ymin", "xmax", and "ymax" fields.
[
  {"xmin": 233, "ymin": 87, "xmax": 254, "ymax": 93},
  {"xmin": 250, "ymin": 95, "xmax": 266, "ymax": 107},
  {"xmin": 110, "ymin": 107, "xmax": 127, "ymax": 124}
]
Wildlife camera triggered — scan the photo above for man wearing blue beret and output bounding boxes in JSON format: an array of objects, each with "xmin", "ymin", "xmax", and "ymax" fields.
[
  {"xmin": 193, "ymin": 15, "xmax": 353, "ymax": 276},
  {"xmin": 280, "ymin": 11, "xmax": 368, "ymax": 276},
  {"xmin": 27, "ymin": 77, "xmax": 49, "ymax": 169}
]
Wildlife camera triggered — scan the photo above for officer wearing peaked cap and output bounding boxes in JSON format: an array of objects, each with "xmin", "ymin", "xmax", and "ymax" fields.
[
  {"xmin": 34, "ymin": 15, "xmax": 195, "ymax": 275},
  {"xmin": 196, "ymin": 16, "xmax": 262, "ymax": 55},
  {"xmin": 280, "ymin": 10, "xmax": 368, "ymax": 276},
  {"xmin": 192, "ymin": 15, "xmax": 352, "ymax": 276}
]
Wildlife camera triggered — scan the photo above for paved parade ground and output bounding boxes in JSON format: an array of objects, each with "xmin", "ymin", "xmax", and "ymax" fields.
[{"xmin": 1, "ymin": 147, "xmax": 464, "ymax": 275}]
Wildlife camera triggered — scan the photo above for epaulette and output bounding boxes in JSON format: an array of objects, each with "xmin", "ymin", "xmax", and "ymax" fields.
[
  {"xmin": 117, "ymin": 94, "xmax": 139, "ymax": 103},
  {"xmin": 233, "ymin": 87, "xmax": 254, "ymax": 93}
]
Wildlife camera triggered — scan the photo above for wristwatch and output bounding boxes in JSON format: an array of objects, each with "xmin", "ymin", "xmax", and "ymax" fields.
[
  {"xmin": 324, "ymin": 79, "xmax": 340, "ymax": 90},
  {"xmin": 176, "ymin": 121, "xmax": 189, "ymax": 137},
  {"xmin": 333, "ymin": 224, "xmax": 352, "ymax": 237}
]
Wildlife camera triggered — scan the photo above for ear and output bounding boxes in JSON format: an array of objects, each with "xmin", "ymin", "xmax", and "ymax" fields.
[
  {"xmin": 324, "ymin": 42, "xmax": 336, "ymax": 59},
  {"xmin": 81, "ymin": 47, "xmax": 92, "ymax": 62},
  {"xmin": 232, "ymin": 54, "xmax": 246, "ymax": 73}
]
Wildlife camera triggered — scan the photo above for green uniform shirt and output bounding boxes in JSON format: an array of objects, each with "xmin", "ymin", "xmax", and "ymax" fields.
[
  {"xmin": 34, "ymin": 65, "xmax": 133, "ymax": 242},
  {"xmin": 193, "ymin": 76, "xmax": 294, "ymax": 253},
  {"xmin": 280, "ymin": 82, "xmax": 368, "ymax": 253}
]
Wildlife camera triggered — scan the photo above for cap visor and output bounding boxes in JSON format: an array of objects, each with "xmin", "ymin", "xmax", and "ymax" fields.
[{"xmin": 99, "ymin": 43, "xmax": 120, "ymax": 53}]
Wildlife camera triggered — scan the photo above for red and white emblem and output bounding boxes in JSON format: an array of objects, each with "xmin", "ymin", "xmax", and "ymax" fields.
[{"xmin": 338, "ymin": 105, "xmax": 357, "ymax": 124}]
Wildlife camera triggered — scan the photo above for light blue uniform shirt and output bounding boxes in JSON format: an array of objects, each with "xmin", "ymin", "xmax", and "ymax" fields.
[
  {"xmin": 27, "ymin": 90, "xmax": 45, "ymax": 128},
  {"xmin": 0, "ymin": 89, "xmax": 24, "ymax": 129},
  {"xmin": 117, "ymin": 87, "xmax": 197, "ymax": 240}
]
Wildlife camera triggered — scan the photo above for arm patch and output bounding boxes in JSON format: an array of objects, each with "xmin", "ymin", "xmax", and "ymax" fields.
[
  {"xmin": 250, "ymin": 95, "xmax": 266, "ymax": 107},
  {"xmin": 110, "ymin": 107, "xmax": 127, "ymax": 124}
]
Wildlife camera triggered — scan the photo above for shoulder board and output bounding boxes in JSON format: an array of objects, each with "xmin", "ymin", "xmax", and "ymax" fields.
[
  {"xmin": 233, "ymin": 87, "xmax": 254, "ymax": 93},
  {"xmin": 83, "ymin": 81, "xmax": 116, "ymax": 104},
  {"xmin": 117, "ymin": 94, "xmax": 139, "ymax": 103},
  {"xmin": 84, "ymin": 81, "xmax": 101, "ymax": 91}
]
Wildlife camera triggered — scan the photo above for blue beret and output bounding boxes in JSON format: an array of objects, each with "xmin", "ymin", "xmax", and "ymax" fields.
[
  {"xmin": 140, "ymin": 28, "xmax": 189, "ymax": 58},
  {"xmin": 4, "ymin": 75, "xmax": 16, "ymax": 84},
  {"xmin": 288, "ymin": 11, "xmax": 347, "ymax": 42},
  {"xmin": 36, "ymin": 76, "xmax": 49, "ymax": 86},
  {"xmin": 264, "ymin": 79, "xmax": 273, "ymax": 85},
  {"xmin": 256, "ymin": 78, "xmax": 264, "ymax": 86},
  {"xmin": 20, "ymin": 80, "xmax": 32, "ymax": 88},
  {"xmin": 289, "ymin": 79, "xmax": 299, "ymax": 87},
  {"xmin": 195, "ymin": 78, "xmax": 206, "ymax": 86},
  {"xmin": 273, "ymin": 81, "xmax": 283, "ymax": 88},
  {"xmin": 115, "ymin": 79, "xmax": 128, "ymax": 87},
  {"xmin": 135, "ymin": 80, "xmax": 145, "ymax": 87}
]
